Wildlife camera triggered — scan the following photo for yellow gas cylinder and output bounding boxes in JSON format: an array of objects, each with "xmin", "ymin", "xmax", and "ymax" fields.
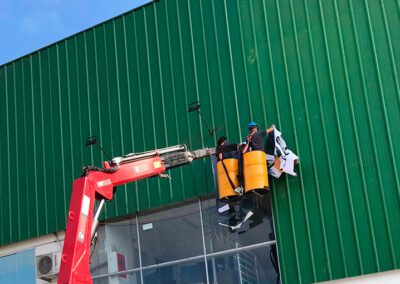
[
  {"xmin": 243, "ymin": 150, "xmax": 269, "ymax": 193},
  {"xmin": 216, "ymin": 158, "xmax": 240, "ymax": 201}
]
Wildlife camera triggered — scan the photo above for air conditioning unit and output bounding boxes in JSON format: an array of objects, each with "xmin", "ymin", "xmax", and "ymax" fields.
[{"xmin": 36, "ymin": 252, "xmax": 61, "ymax": 283}]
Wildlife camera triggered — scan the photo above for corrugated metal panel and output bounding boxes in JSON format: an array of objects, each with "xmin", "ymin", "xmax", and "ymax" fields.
[
  {"xmin": 266, "ymin": 0, "xmax": 400, "ymax": 282},
  {"xmin": 0, "ymin": 0, "xmax": 400, "ymax": 283}
]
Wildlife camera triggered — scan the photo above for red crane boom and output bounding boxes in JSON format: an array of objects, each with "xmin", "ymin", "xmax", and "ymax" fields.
[{"xmin": 57, "ymin": 144, "xmax": 220, "ymax": 283}]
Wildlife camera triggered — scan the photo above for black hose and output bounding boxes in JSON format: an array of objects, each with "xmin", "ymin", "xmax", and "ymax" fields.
[{"xmin": 81, "ymin": 165, "xmax": 119, "ymax": 177}]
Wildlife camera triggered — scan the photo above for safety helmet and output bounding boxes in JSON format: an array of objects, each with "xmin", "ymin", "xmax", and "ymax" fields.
[{"xmin": 248, "ymin": 121, "xmax": 258, "ymax": 130}]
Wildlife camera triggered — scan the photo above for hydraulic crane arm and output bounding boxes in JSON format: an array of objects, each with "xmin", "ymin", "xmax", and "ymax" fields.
[{"xmin": 58, "ymin": 144, "xmax": 225, "ymax": 284}]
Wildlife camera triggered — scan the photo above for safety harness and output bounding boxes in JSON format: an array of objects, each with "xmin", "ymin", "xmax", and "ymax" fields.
[{"xmin": 218, "ymin": 157, "xmax": 237, "ymax": 191}]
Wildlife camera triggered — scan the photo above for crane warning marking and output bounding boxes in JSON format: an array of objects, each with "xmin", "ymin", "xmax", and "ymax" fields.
[
  {"xmin": 134, "ymin": 164, "xmax": 149, "ymax": 173},
  {"xmin": 78, "ymin": 215, "xmax": 87, "ymax": 242},
  {"xmin": 97, "ymin": 179, "xmax": 112, "ymax": 188},
  {"xmin": 82, "ymin": 195, "xmax": 91, "ymax": 216},
  {"xmin": 77, "ymin": 195, "xmax": 90, "ymax": 243}
]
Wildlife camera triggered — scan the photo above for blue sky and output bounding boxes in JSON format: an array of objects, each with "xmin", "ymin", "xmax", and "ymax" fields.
[{"xmin": 0, "ymin": 0, "xmax": 151, "ymax": 65}]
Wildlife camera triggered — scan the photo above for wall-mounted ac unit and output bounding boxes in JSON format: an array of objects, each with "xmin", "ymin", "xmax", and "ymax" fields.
[{"xmin": 36, "ymin": 252, "xmax": 61, "ymax": 283}]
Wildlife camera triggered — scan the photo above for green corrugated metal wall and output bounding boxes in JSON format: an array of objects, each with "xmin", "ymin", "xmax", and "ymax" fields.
[{"xmin": 1, "ymin": 0, "xmax": 399, "ymax": 283}]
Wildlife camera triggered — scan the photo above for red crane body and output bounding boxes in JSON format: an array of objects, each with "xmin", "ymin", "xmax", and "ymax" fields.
[{"xmin": 57, "ymin": 145, "xmax": 220, "ymax": 283}]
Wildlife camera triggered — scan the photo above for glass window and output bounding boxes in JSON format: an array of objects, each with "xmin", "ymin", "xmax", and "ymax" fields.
[
  {"xmin": 207, "ymin": 246, "xmax": 279, "ymax": 284},
  {"xmin": 91, "ymin": 226, "xmax": 108, "ymax": 276},
  {"xmin": 139, "ymin": 202, "xmax": 203, "ymax": 266},
  {"xmin": 0, "ymin": 254, "xmax": 17, "ymax": 284},
  {"xmin": 90, "ymin": 195, "xmax": 279, "ymax": 283},
  {"xmin": 93, "ymin": 271, "xmax": 141, "ymax": 284},
  {"xmin": 143, "ymin": 260, "xmax": 207, "ymax": 284},
  {"xmin": 91, "ymin": 219, "xmax": 140, "ymax": 277},
  {"xmin": 0, "ymin": 249, "xmax": 35, "ymax": 284},
  {"xmin": 202, "ymin": 194, "xmax": 275, "ymax": 253},
  {"xmin": 105, "ymin": 219, "xmax": 140, "ymax": 270}
]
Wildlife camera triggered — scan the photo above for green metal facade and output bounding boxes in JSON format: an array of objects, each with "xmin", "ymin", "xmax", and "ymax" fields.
[{"xmin": 1, "ymin": 0, "xmax": 399, "ymax": 283}]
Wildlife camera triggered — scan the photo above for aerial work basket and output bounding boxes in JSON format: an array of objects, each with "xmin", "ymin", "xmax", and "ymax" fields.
[
  {"xmin": 216, "ymin": 158, "xmax": 240, "ymax": 201},
  {"xmin": 243, "ymin": 150, "xmax": 269, "ymax": 194}
]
